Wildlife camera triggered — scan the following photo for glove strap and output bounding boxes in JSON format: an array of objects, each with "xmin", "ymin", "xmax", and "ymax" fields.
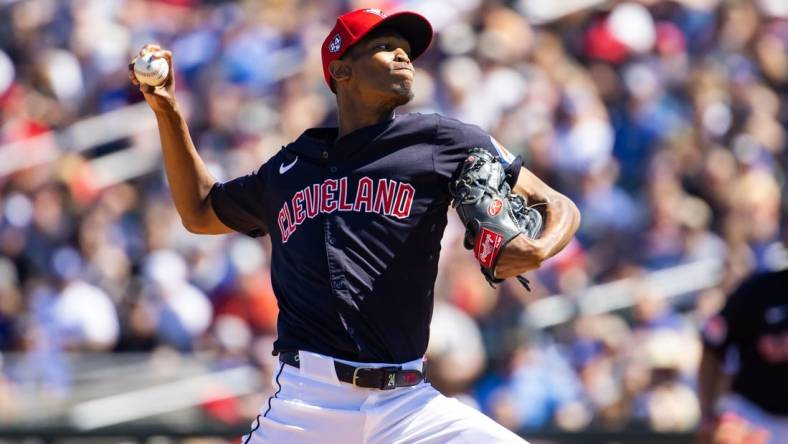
[
  {"xmin": 480, "ymin": 267, "xmax": 531, "ymax": 292},
  {"xmin": 516, "ymin": 275, "xmax": 531, "ymax": 291}
]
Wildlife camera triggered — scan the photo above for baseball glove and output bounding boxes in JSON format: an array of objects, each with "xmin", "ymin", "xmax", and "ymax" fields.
[{"xmin": 449, "ymin": 147, "xmax": 543, "ymax": 290}]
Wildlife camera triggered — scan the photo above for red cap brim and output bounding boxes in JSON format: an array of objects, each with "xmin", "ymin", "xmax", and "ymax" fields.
[{"xmin": 366, "ymin": 11, "xmax": 433, "ymax": 60}]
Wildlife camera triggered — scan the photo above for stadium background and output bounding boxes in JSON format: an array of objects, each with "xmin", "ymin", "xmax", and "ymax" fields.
[{"xmin": 1, "ymin": 0, "xmax": 787, "ymax": 442}]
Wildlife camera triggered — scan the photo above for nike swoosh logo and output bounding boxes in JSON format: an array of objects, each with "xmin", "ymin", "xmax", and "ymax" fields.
[{"xmin": 279, "ymin": 156, "xmax": 298, "ymax": 174}]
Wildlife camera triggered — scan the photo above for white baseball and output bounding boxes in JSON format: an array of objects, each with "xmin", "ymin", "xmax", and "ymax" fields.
[{"xmin": 134, "ymin": 53, "xmax": 169, "ymax": 87}]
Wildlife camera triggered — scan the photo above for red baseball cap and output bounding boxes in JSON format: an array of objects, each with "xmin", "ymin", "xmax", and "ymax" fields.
[{"xmin": 321, "ymin": 8, "xmax": 433, "ymax": 91}]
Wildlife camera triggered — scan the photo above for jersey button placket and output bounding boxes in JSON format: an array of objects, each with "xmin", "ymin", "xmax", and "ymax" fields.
[{"xmin": 323, "ymin": 217, "xmax": 345, "ymax": 298}]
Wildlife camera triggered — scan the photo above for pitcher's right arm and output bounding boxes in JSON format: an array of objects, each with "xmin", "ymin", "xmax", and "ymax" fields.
[{"xmin": 129, "ymin": 44, "xmax": 231, "ymax": 234}]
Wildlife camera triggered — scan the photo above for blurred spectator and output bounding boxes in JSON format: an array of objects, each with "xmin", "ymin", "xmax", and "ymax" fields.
[
  {"xmin": 139, "ymin": 249, "xmax": 212, "ymax": 351},
  {"xmin": 483, "ymin": 341, "xmax": 586, "ymax": 430},
  {"xmin": 631, "ymin": 329, "xmax": 701, "ymax": 432},
  {"xmin": 698, "ymin": 252, "xmax": 788, "ymax": 444},
  {"xmin": 426, "ymin": 300, "xmax": 487, "ymax": 397}
]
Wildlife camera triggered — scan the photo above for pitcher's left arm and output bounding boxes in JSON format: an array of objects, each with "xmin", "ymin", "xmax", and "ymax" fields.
[{"xmin": 494, "ymin": 166, "xmax": 581, "ymax": 278}]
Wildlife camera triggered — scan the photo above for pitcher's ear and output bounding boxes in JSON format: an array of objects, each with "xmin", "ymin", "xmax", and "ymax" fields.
[{"xmin": 329, "ymin": 60, "xmax": 352, "ymax": 84}]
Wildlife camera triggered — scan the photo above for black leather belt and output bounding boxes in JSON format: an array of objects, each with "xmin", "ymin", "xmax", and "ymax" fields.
[{"xmin": 278, "ymin": 351, "xmax": 425, "ymax": 390}]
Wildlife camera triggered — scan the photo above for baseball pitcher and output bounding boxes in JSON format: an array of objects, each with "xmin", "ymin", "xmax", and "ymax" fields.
[{"xmin": 129, "ymin": 8, "xmax": 580, "ymax": 444}]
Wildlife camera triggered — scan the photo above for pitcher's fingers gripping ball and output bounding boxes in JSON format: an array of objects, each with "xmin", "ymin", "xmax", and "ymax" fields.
[{"xmin": 450, "ymin": 148, "xmax": 543, "ymax": 289}]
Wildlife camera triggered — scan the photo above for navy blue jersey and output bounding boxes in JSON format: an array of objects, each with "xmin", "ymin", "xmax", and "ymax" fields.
[
  {"xmin": 209, "ymin": 113, "xmax": 523, "ymax": 363},
  {"xmin": 702, "ymin": 269, "xmax": 788, "ymax": 414}
]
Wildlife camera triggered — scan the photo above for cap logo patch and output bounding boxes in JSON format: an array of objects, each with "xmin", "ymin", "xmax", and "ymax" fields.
[
  {"xmin": 364, "ymin": 8, "xmax": 386, "ymax": 17},
  {"xmin": 329, "ymin": 33, "xmax": 342, "ymax": 53}
]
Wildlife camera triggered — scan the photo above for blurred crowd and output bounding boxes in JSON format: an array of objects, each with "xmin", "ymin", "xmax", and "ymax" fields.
[{"xmin": 1, "ymin": 0, "xmax": 787, "ymax": 437}]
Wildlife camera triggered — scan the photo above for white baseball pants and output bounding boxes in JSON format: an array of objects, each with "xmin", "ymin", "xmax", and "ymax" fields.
[{"xmin": 241, "ymin": 351, "xmax": 529, "ymax": 444}]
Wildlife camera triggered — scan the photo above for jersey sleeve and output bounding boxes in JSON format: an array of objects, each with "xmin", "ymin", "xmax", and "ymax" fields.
[
  {"xmin": 208, "ymin": 165, "xmax": 269, "ymax": 238},
  {"xmin": 433, "ymin": 115, "xmax": 523, "ymax": 188}
]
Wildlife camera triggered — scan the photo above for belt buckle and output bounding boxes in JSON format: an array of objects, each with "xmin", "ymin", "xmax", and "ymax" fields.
[{"xmin": 352, "ymin": 366, "xmax": 376, "ymax": 388}]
